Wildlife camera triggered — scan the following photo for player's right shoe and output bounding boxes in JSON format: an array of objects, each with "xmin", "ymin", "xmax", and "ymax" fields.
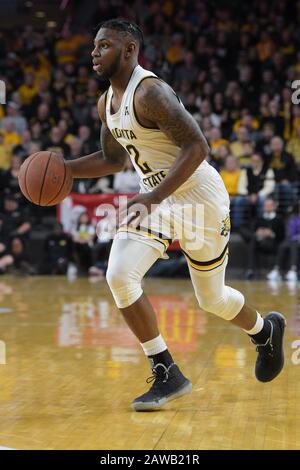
[
  {"xmin": 252, "ymin": 312, "xmax": 286, "ymax": 382},
  {"xmin": 131, "ymin": 363, "xmax": 192, "ymax": 411}
]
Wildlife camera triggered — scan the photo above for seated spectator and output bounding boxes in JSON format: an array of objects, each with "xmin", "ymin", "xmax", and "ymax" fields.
[
  {"xmin": 30, "ymin": 121, "xmax": 43, "ymax": 146},
  {"xmin": 30, "ymin": 78, "xmax": 52, "ymax": 116},
  {"xmin": 113, "ymin": 157, "xmax": 140, "ymax": 193},
  {"xmin": 0, "ymin": 194, "xmax": 31, "ymax": 239},
  {"xmin": 268, "ymin": 136, "xmax": 296, "ymax": 214},
  {"xmin": 267, "ymin": 203, "xmax": 300, "ymax": 282},
  {"xmin": 71, "ymin": 93, "xmax": 92, "ymax": 128},
  {"xmin": 174, "ymin": 51, "xmax": 198, "ymax": 87},
  {"xmin": 43, "ymin": 126, "xmax": 70, "ymax": 158},
  {"xmin": 240, "ymin": 198, "xmax": 285, "ymax": 279},
  {"xmin": 220, "ymin": 155, "xmax": 241, "ymax": 197},
  {"xmin": 209, "ymin": 142, "xmax": 230, "ymax": 170},
  {"xmin": 2, "ymin": 121, "xmax": 21, "ymax": 148},
  {"xmin": 233, "ymin": 111, "xmax": 260, "ymax": 141},
  {"xmin": 0, "ymin": 154, "xmax": 23, "ymax": 202},
  {"xmin": 9, "ymin": 237, "xmax": 35, "ymax": 275},
  {"xmin": 78, "ymin": 125, "xmax": 99, "ymax": 155},
  {"xmin": 232, "ymin": 153, "xmax": 275, "ymax": 229},
  {"xmin": 0, "ymin": 101, "xmax": 27, "ymax": 135},
  {"xmin": 39, "ymin": 223, "xmax": 74, "ymax": 275},
  {"xmin": 72, "ymin": 211, "xmax": 95, "ymax": 273},
  {"xmin": 29, "ymin": 103, "xmax": 55, "ymax": 137},
  {"xmin": 209, "ymin": 127, "xmax": 229, "ymax": 161},
  {"xmin": 230, "ymin": 126, "xmax": 253, "ymax": 165},
  {"xmin": 261, "ymin": 99, "xmax": 285, "ymax": 136},
  {"xmin": 256, "ymin": 123, "xmax": 275, "ymax": 159},
  {"xmin": 199, "ymin": 100, "xmax": 221, "ymax": 128}
]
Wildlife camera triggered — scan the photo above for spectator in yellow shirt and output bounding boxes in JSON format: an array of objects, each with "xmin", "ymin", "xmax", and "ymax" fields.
[
  {"xmin": 230, "ymin": 126, "xmax": 254, "ymax": 165},
  {"xmin": 220, "ymin": 155, "xmax": 241, "ymax": 197},
  {"xmin": 166, "ymin": 34, "xmax": 185, "ymax": 65},
  {"xmin": 18, "ymin": 72, "xmax": 38, "ymax": 106},
  {"xmin": 55, "ymin": 28, "xmax": 83, "ymax": 65},
  {"xmin": 209, "ymin": 127, "xmax": 229, "ymax": 153},
  {"xmin": 2, "ymin": 122, "xmax": 21, "ymax": 148}
]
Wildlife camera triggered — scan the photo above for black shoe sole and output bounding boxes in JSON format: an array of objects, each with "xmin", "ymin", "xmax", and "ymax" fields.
[
  {"xmin": 256, "ymin": 311, "xmax": 286, "ymax": 383},
  {"xmin": 131, "ymin": 379, "xmax": 192, "ymax": 412}
]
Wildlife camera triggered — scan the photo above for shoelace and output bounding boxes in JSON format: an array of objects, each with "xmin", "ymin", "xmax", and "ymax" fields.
[
  {"xmin": 146, "ymin": 363, "xmax": 176, "ymax": 384},
  {"xmin": 251, "ymin": 320, "xmax": 274, "ymax": 357}
]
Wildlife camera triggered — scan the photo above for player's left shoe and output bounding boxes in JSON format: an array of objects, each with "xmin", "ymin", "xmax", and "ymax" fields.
[
  {"xmin": 131, "ymin": 362, "xmax": 192, "ymax": 411},
  {"xmin": 252, "ymin": 312, "xmax": 286, "ymax": 382}
]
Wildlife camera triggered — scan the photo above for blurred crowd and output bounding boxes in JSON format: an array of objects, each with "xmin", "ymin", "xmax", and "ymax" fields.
[{"xmin": 0, "ymin": 0, "xmax": 300, "ymax": 279}]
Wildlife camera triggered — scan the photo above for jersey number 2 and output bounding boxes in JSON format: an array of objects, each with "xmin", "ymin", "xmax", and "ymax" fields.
[{"xmin": 126, "ymin": 144, "xmax": 152, "ymax": 175}]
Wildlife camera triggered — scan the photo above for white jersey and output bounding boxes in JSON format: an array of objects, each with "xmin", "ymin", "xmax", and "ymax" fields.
[{"xmin": 105, "ymin": 65, "xmax": 209, "ymax": 194}]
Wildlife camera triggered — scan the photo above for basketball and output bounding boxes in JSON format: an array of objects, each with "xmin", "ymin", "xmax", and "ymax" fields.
[{"xmin": 18, "ymin": 151, "xmax": 73, "ymax": 206}]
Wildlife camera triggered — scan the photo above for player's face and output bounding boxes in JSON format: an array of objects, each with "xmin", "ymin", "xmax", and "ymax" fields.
[{"xmin": 92, "ymin": 28, "xmax": 123, "ymax": 80}]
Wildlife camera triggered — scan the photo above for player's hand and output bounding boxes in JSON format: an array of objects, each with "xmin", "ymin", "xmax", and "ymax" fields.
[{"xmin": 118, "ymin": 193, "xmax": 162, "ymax": 229}]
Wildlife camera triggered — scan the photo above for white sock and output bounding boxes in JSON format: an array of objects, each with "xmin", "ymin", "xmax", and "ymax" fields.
[
  {"xmin": 141, "ymin": 334, "xmax": 167, "ymax": 356},
  {"xmin": 243, "ymin": 311, "xmax": 264, "ymax": 335}
]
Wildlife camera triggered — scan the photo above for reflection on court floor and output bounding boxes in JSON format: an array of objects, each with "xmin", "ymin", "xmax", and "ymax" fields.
[{"xmin": 0, "ymin": 276, "xmax": 299, "ymax": 449}]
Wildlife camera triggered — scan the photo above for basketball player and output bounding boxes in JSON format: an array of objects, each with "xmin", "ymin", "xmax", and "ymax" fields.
[{"xmin": 66, "ymin": 19, "xmax": 286, "ymax": 411}]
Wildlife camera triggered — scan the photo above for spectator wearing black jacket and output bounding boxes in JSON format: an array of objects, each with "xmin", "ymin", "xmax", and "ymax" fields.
[
  {"xmin": 232, "ymin": 153, "xmax": 275, "ymax": 228},
  {"xmin": 0, "ymin": 195, "xmax": 31, "ymax": 241},
  {"xmin": 40, "ymin": 223, "xmax": 74, "ymax": 275},
  {"xmin": 240, "ymin": 198, "xmax": 285, "ymax": 279}
]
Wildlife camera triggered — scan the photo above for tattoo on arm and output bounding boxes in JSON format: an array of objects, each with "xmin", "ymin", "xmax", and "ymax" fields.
[
  {"xmin": 101, "ymin": 122, "xmax": 127, "ymax": 167},
  {"xmin": 137, "ymin": 80, "xmax": 210, "ymax": 154}
]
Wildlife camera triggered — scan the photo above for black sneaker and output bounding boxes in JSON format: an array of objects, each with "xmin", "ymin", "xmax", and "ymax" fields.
[
  {"xmin": 131, "ymin": 363, "xmax": 192, "ymax": 411},
  {"xmin": 252, "ymin": 312, "xmax": 286, "ymax": 382}
]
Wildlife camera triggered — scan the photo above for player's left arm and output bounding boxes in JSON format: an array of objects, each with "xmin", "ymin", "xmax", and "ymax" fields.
[{"xmin": 136, "ymin": 78, "xmax": 210, "ymax": 201}]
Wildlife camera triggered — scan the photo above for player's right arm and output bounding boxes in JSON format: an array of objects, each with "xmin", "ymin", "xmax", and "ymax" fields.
[{"xmin": 66, "ymin": 93, "xmax": 126, "ymax": 178}]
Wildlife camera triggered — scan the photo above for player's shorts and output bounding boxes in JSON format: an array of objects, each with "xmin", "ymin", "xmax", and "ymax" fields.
[{"xmin": 116, "ymin": 162, "xmax": 231, "ymax": 276}]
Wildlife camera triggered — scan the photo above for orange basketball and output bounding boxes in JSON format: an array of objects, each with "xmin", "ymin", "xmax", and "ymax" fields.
[{"xmin": 18, "ymin": 151, "xmax": 73, "ymax": 206}]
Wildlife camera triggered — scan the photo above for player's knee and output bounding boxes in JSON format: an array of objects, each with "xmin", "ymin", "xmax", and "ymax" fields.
[
  {"xmin": 106, "ymin": 263, "xmax": 143, "ymax": 309},
  {"xmin": 106, "ymin": 262, "xmax": 129, "ymax": 292},
  {"xmin": 197, "ymin": 286, "xmax": 244, "ymax": 321}
]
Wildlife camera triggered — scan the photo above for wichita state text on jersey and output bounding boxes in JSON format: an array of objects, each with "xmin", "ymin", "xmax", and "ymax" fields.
[{"xmin": 105, "ymin": 65, "xmax": 209, "ymax": 194}]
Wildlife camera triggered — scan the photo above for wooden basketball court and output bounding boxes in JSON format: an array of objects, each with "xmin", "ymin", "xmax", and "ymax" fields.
[{"xmin": 0, "ymin": 276, "xmax": 299, "ymax": 449}]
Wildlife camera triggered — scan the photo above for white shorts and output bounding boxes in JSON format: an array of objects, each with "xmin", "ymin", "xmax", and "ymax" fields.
[{"xmin": 116, "ymin": 162, "xmax": 231, "ymax": 276}]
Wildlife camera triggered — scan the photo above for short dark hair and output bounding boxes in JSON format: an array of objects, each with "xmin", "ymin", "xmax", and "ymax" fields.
[{"xmin": 97, "ymin": 18, "xmax": 144, "ymax": 47}]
